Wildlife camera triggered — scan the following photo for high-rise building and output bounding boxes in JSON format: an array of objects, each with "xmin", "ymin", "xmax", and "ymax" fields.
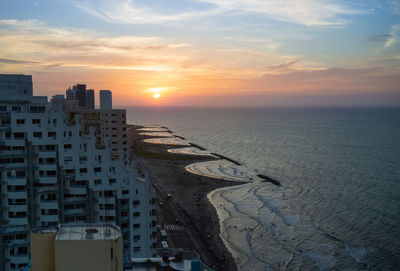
[
  {"xmin": 66, "ymin": 84, "xmax": 94, "ymax": 109},
  {"xmin": 86, "ymin": 89, "xmax": 95, "ymax": 109},
  {"xmin": 0, "ymin": 75, "xmax": 157, "ymax": 271},
  {"xmin": 100, "ymin": 90, "xmax": 112, "ymax": 109}
]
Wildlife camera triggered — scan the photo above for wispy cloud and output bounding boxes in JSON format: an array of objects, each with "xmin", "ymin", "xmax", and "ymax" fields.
[
  {"xmin": 74, "ymin": 0, "xmax": 367, "ymax": 26},
  {"xmin": 384, "ymin": 24, "xmax": 400, "ymax": 48},
  {"xmin": 74, "ymin": 0, "xmax": 223, "ymax": 25},
  {"xmin": 0, "ymin": 19, "xmax": 191, "ymax": 71},
  {"xmin": 367, "ymin": 34, "xmax": 392, "ymax": 42},
  {"xmin": 198, "ymin": 0, "xmax": 367, "ymax": 26},
  {"xmin": 0, "ymin": 58, "xmax": 38, "ymax": 64}
]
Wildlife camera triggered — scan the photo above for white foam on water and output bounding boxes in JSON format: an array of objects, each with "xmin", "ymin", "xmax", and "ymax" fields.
[
  {"xmin": 302, "ymin": 251, "xmax": 338, "ymax": 270},
  {"xmin": 345, "ymin": 244, "xmax": 372, "ymax": 264},
  {"xmin": 168, "ymin": 147, "xmax": 216, "ymax": 157},
  {"xmin": 143, "ymin": 137, "xmax": 190, "ymax": 146},
  {"xmin": 186, "ymin": 160, "xmax": 258, "ymax": 182}
]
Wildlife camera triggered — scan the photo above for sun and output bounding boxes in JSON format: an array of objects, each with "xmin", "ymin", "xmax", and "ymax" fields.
[{"xmin": 152, "ymin": 92, "xmax": 161, "ymax": 99}]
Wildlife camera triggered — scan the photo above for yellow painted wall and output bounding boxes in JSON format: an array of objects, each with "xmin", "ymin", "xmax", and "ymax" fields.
[
  {"xmin": 30, "ymin": 231, "xmax": 57, "ymax": 271},
  {"xmin": 54, "ymin": 235, "xmax": 123, "ymax": 271}
]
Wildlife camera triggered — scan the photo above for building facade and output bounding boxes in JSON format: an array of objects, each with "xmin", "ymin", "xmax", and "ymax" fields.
[
  {"xmin": 0, "ymin": 75, "xmax": 156, "ymax": 271},
  {"xmin": 100, "ymin": 90, "xmax": 112, "ymax": 110},
  {"xmin": 66, "ymin": 108, "xmax": 129, "ymax": 164}
]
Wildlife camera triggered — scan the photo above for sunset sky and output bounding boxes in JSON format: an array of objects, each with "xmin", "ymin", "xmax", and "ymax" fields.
[{"xmin": 0, "ymin": 0, "xmax": 399, "ymax": 106}]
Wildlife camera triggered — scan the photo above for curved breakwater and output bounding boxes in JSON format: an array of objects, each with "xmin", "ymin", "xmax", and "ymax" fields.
[{"xmin": 141, "ymin": 126, "xmax": 268, "ymax": 183}]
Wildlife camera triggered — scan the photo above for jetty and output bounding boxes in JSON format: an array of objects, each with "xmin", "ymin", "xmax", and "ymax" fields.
[
  {"xmin": 189, "ymin": 143, "xmax": 207, "ymax": 151},
  {"xmin": 174, "ymin": 135, "xmax": 186, "ymax": 140},
  {"xmin": 211, "ymin": 153, "xmax": 242, "ymax": 166},
  {"xmin": 257, "ymin": 174, "xmax": 281, "ymax": 186}
]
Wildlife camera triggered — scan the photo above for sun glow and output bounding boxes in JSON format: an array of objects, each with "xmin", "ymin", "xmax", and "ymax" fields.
[{"xmin": 153, "ymin": 92, "xmax": 161, "ymax": 99}]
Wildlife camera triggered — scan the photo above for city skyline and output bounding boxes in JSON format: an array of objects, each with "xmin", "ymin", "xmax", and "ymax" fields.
[{"xmin": 0, "ymin": 0, "xmax": 400, "ymax": 106}]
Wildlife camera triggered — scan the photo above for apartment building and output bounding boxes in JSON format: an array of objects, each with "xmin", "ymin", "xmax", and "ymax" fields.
[
  {"xmin": 65, "ymin": 84, "xmax": 94, "ymax": 109},
  {"xmin": 100, "ymin": 90, "xmax": 112, "ymax": 110},
  {"xmin": 0, "ymin": 75, "xmax": 156, "ymax": 271},
  {"xmin": 66, "ymin": 108, "xmax": 129, "ymax": 164}
]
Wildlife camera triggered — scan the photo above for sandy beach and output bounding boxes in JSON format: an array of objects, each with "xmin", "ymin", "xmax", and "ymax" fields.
[{"xmin": 129, "ymin": 125, "xmax": 242, "ymax": 270}]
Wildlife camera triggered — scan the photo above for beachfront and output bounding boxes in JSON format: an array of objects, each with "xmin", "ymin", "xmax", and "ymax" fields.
[{"xmin": 129, "ymin": 125, "xmax": 242, "ymax": 271}]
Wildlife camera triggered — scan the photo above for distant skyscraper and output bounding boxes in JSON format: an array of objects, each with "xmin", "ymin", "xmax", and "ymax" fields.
[
  {"xmin": 86, "ymin": 89, "xmax": 95, "ymax": 109},
  {"xmin": 66, "ymin": 84, "xmax": 87, "ymax": 108},
  {"xmin": 100, "ymin": 90, "xmax": 112, "ymax": 109}
]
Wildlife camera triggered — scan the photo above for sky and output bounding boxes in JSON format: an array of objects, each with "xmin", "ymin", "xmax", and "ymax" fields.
[{"xmin": 0, "ymin": 0, "xmax": 399, "ymax": 106}]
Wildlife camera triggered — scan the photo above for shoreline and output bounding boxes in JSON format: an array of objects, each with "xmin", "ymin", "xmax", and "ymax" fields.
[{"xmin": 129, "ymin": 124, "xmax": 243, "ymax": 270}]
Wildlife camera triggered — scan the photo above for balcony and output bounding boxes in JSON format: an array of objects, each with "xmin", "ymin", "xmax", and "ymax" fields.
[
  {"xmin": 8, "ymin": 204, "xmax": 27, "ymax": 212},
  {"xmin": 40, "ymin": 200, "xmax": 58, "ymax": 209},
  {"xmin": 41, "ymin": 214, "xmax": 58, "ymax": 222},
  {"xmin": 8, "ymin": 216, "xmax": 28, "ymax": 226},
  {"xmin": 98, "ymin": 197, "xmax": 115, "ymax": 204},
  {"xmin": 38, "ymin": 176, "xmax": 57, "ymax": 184},
  {"xmin": 64, "ymin": 208, "xmax": 86, "ymax": 216},
  {"xmin": 5, "ymin": 178, "xmax": 26, "ymax": 186},
  {"xmin": 7, "ymin": 191, "xmax": 27, "ymax": 199},
  {"xmin": 38, "ymin": 163, "xmax": 56, "ymax": 171},
  {"xmin": 98, "ymin": 209, "xmax": 116, "ymax": 216},
  {"xmin": 9, "ymin": 253, "xmax": 29, "ymax": 265},
  {"xmin": 67, "ymin": 185, "xmax": 87, "ymax": 195}
]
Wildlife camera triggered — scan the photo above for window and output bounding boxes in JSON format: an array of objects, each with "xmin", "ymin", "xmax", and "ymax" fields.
[
  {"xmin": 80, "ymin": 168, "xmax": 87, "ymax": 173},
  {"xmin": 133, "ymin": 212, "xmax": 140, "ymax": 217},
  {"xmin": 12, "ymin": 106, "xmax": 21, "ymax": 112},
  {"xmin": 48, "ymin": 132, "xmax": 56, "ymax": 138},
  {"xmin": 64, "ymin": 144, "xmax": 72, "ymax": 149},
  {"xmin": 109, "ymin": 178, "xmax": 116, "ymax": 184},
  {"xmin": 94, "ymin": 179, "xmax": 101, "ymax": 185},
  {"xmin": 94, "ymin": 167, "xmax": 101, "ymax": 173},
  {"xmin": 16, "ymin": 119, "xmax": 25, "ymax": 125},
  {"xmin": 64, "ymin": 156, "xmax": 72, "ymax": 163},
  {"xmin": 0, "ymin": 106, "xmax": 7, "ymax": 111},
  {"xmin": 30, "ymin": 106, "xmax": 45, "ymax": 113},
  {"xmin": 32, "ymin": 119, "xmax": 40, "ymax": 124},
  {"xmin": 33, "ymin": 132, "xmax": 42, "ymax": 138},
  {"xmin": 14, "ymin": 133, "xmax": 24, "ymax": 139}
]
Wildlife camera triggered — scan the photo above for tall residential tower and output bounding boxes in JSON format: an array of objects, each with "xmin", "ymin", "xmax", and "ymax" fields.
[
  {"xmin": 100, "ymin": 90, "xmax": 112, "ymax": 110},
  {"xmin": 0, "ymin": 75, "xmax": 156, "ymax": 271}
]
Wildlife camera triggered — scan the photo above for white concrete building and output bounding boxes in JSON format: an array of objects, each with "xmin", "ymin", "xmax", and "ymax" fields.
[
  {"xmin": 0, "ymin": 75, "xmax": 157, "ymax": 271},
  {"xmin": 100, "ymin": 90, "xmax": 112, "ymax": 110}
]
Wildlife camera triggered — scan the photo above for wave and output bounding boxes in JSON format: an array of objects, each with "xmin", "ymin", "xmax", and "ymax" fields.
[
  {"xmin": 345, "ymin": 244, "xmax": 372, "ymax": 264},
  {"xmin": 186, "ymin": 160, "xmax": 259, "ymax": 182}
]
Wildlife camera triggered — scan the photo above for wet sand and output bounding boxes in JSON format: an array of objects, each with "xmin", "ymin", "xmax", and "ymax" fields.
[{"xmin": 129, "ymin": 125, "xmax": 242, "ymax": 270}]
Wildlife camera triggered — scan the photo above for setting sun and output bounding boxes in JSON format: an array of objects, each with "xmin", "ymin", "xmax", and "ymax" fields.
[{"xmin": 152, "ymin": 92, "xmax": 161, "ymax": 99}]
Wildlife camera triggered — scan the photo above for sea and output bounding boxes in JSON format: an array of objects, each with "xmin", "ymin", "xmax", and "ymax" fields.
[{"xmin": 125, "ymin": 107, "xmax": 400, "ymax": 271}]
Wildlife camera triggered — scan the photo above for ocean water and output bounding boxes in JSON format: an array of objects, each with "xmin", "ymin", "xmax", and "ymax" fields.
[{"xmin": 126, "ymin": 107, "xmax": 400, "ymax": 270}]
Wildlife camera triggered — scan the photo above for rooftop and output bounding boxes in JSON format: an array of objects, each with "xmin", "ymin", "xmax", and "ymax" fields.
[{"xmin": 55, "ymin": 224, "xmax": 121, "ymax": 241}]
